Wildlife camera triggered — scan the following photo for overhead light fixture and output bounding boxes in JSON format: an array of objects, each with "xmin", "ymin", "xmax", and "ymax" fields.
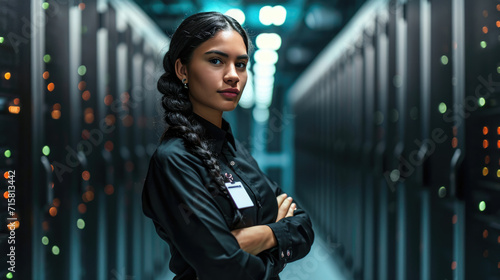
[
  {"xmin": 259, "ymin": 5, "xmax": 287, "ymax": 26},
  {"xmin": 225, "ymin": 8, "xmax": 246, "ymax": 25},
  {"xmin": 256, "ymin": 33, "xmax": 282, "ymax": 51},
  {"xmin": 254, "ymin": 49, "xmax": 278, "ymax": 65}
]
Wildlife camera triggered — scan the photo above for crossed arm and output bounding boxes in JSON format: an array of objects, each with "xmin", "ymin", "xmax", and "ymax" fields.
[{"xmin": 230, "ymin": 193, "xmax": 297, "ymax": 255}]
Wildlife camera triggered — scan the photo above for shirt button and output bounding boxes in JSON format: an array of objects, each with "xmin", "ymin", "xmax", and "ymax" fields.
[
  {"xmin": 230, "ymin": 161, "xmax": 235, "ymax": 166},
  {"xmin": 281, "ymin": 251, "xmax": 284, "ymax": 258},
  {"xmin": 287, "ymin": 250, "xmax": 291, "ymax": 257}
]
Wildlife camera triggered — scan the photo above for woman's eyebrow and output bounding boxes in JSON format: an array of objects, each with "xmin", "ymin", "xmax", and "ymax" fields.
[{"xmin": 204, "ymin": 50, "xmax": 249, "ymax": 60}]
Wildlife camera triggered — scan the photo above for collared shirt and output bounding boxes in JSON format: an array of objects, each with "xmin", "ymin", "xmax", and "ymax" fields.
[{"xmin": 142, "ymin": 115, "xmax": 314, "ymax": 280}]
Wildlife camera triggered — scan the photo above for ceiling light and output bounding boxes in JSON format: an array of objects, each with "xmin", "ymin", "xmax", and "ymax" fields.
[{"xmin": 225, "ymin": 8, "xmax": 246, "ymax": 25}]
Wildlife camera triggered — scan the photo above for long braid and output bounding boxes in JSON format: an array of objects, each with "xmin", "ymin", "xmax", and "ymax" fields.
[{"xmin": 157, "ymin": 53, "xmax": 227, "ymax": 195}]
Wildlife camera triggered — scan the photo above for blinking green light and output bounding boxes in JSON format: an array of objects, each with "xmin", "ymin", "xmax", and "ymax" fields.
[
  {"xmin": 441, "ymin": 55, "xmax": 449, "ymax": 65},
  {"xmin": 4, "ymin": 150, "xmax": 11, "ymax": 158},
  {"xmin": 42, "ymin": 145, "xmax": 50, "ymax": 156},
  {"xmin": 480, "ymin": 41, "xmax": 487, "ymax": 48},
  {"xmin": 42, "ymin": 236, "xmax": 49, "ymax": 245},
  {"xmin": 77, "ymin": 218, "xmax": 85, "ymax": 229},
  {"xmin": 43, "ymin": 54, "xmax": 51, "ymax": 63},
  {"xmin": 479, "ymin": 201, "xmax": 486, "ymax": 212},
  {"xmin": 6, "ymin": 272, "xmax": 13, "ymax": 279},
  {"xmin": 42, "ymin": 2, "xmax": 49, "ymax": 9},
  {"xmin": 0, "ymin": 37, "xmax": 4, "ymax": 44},
  {"xmin": 52, "ymin": 245, "xmax": 60, "ymax": 255},
  {"xmin": 78, "ymin": 65, "xmax": 87, "ymax": 76},
  {"xmin": 478, "ymin": 97, "xmax": 486, "ymax": 107},
  {"xmin": 438, "ymin": 102, "xmax": 447, "ymax": 114}
]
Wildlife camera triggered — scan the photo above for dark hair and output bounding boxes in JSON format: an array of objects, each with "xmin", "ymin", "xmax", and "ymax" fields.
[{"xmin": 157, "ymin": 12, "xmax": 250, "ymax": 200}]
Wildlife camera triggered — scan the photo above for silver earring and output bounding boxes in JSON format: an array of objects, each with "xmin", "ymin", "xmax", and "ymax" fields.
[{"xmin": 182, "ymin": 78, "xmax": 188, "ymax": 89}]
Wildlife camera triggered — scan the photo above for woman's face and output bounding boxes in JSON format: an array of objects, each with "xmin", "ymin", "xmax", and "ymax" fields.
[{"xmin": 179, "ymin": 29, "xmax": 249, "ymax": 119}]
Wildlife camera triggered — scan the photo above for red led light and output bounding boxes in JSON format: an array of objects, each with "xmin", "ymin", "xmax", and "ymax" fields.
[
  {"xmin": 82, "ymin": 90, "xmax": 91, "ymax": 101},
  {"xmin": 47, "ymin": 83, "xmax": 55, "ymax": 92},
  {"xmin": 49, "ymin": 207, "xmax": 57, "ymax": 217},
  {"xmin": 78, "ymin": 203, "xmax": 87, "ymax": 214},
  {"xmin": 82, "ymin": 171, "xmax": 90, "ymax": 181},
  {"xmin": 104, "ymin": 185, "xmax": 114, "ymax": 195},
  {"xmin": 483, "ymin": 126, "xmax": 489, "ymax": 135}
]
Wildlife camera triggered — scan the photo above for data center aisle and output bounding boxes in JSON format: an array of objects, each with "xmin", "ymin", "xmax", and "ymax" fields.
[{"xmin": 279, "ymin": 233, "xmax": 350, "ymax": 280}]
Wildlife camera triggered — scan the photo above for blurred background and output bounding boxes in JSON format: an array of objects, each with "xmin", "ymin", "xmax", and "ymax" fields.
[{"xmin": 1, "ymin": 0, "xmax": 500, "ymax": 279}]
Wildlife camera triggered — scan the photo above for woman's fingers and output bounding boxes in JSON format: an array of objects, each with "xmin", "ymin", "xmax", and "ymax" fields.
[
  {"xmin": 276, "ymin": 197, "xmax": 293, "ymax": 222},
  {"xmin": 276, "ymin": 193, "xmax": 287, "ymax": 207},
  {"xmin": 286, "ymin": 203, "xmax": 296, "ymax": 218}
]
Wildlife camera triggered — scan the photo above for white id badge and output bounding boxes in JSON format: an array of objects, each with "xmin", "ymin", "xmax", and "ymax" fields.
[{"xmin": 225, "ymin": 181, "xmax": 254, "ymax": 209}]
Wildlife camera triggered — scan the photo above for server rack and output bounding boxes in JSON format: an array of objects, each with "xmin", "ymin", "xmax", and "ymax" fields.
[
  {"xmin": 289, "ymin": 0, "xmax": 500, "ymax": 279},
  {"xmin": 0, "ymin": 0, "xmax": 171, "ymax": 279}
]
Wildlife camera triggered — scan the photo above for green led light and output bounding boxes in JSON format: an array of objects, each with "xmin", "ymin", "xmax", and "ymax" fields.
[
  {"xmin": 42, "ymin": 145, "xmax": 50, "ymax": 156},
  {"xmin": 78, "ymin": 65, "xmax": 87, "ymax": 76},
  {"xmin": 4, "ymin": 150, "xmax": 11, "ymax": 158},
  {"xmin": 478, "ymin": 97, "xmax": 486, "ymax": 107},
  {"xmin": 479, "ymin": 201, "xmax": 486, "ymax": 212},
  {"xmin": 438, "ymin": 186, "xmax": 447, "ymax": 198},
  {"xmin": 42, "ymin": 2, "xmax": 49, "ymax": 9},
  {"xmin": 6, "ymin": 272, "xmax": 13, "ymax": 279},
  {"xmin": 441, "ymin": 55, "xmax": 449, "ymax": 65},
  {"xmin": 480, "ymin": 41, "xmax": 487, "ymax": 48},
  {"xmin": 497, "ymin": 66, "xmax": 500, "ymax": 74},
  {"xmin": 42, "ymin": 236, "xmax": 49, "ymax": 245},
  {"xmin": 0, "ymin": 37, "xmax": 4, "ymax": 44},
  {"xmin": 52, "ymin": 245, "xmax": 60, "ymax": 255},
  {"xmin": 438, "ymin": 102, "xmax": 447, "ymax": 114},
  {"xmin": 43, "ymin": 54, "xmax": 51, "ymax": 63},
  {"xmin": 77, "ymin": 218, "xmax": 85, "ymax": 229}
]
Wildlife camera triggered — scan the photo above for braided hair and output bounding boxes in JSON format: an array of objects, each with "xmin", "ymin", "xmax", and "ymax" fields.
[{"xmin": 157, "ymin": 12, "xmax": 250, "ymax": 200}]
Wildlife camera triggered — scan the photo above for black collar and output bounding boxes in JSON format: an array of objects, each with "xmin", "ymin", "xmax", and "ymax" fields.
[{"xmin": 193, "ymin": 114, "xmax": 237, "ymax": 153}]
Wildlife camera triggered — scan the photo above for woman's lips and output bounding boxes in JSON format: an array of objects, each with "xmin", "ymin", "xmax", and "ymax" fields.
[{"xmin": 218, "ymin": 88, "xmax": 240, "ymax": 98}]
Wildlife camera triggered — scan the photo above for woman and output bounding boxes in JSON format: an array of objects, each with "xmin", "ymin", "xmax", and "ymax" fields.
[{"xmin": 142, "ymin": 12, "xmax": 314, "ymax": 279}]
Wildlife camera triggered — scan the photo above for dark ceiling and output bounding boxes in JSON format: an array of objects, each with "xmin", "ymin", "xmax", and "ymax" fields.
[{"xmin": 133, "ymin": 0, "xmax": 367, "ymax": 99}]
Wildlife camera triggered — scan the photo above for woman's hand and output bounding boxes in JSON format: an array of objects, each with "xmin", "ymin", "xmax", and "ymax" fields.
[
  {"xmin": 276, "ymin": 193, "xmax": 296, "ymax": 222},
  {"xmin": 230, "ymin": 193, "xmax": 297, "ymax": 255},
  {"xmin": 231, "ymin": 225, "xmax": 277, "ymax": 255}
]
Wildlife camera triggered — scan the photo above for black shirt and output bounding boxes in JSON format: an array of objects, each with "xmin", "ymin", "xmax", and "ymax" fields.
[{"xmin": 142, "ymin": 115, "xmax": 314, "ymax": 280}]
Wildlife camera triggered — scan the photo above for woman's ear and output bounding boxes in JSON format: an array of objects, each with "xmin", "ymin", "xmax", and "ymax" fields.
[{"xmin": 174, "ymin": 58, "xmax": 188, "ymax": 83}]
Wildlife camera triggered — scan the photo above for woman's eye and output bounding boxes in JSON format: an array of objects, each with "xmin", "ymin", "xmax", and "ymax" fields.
[
  {"xmin": 236, "ymin": 62, "xmax": 247, "ymax": 69},
  {"xmin": 209, "ymin": 58, "xmax": 222, "ymax": 65}
]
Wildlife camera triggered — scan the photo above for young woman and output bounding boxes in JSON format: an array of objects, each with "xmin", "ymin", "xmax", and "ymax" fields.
[{"xmin": 142, "ymin": 12, "xmax": 314, "ymax": 280}]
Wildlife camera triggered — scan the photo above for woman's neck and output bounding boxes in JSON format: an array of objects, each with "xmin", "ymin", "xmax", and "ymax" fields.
[{"xmin": 193, "ymin": 109, "xmax": 223, "ymax": 128}]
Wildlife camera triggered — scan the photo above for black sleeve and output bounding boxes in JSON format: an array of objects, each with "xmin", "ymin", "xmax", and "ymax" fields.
[
  {"xmin": 264, "ymin": 174, "xmax": 315, "ymax": 264},
  {"xmin": 142, "ymin": 143, "xmax": 285, "ymax": 280},
  {"xmin": 234, "ymin": 139, "xmax": 315, "ymax": 265}
]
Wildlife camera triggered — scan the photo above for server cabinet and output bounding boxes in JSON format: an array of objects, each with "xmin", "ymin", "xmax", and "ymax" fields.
[
  {"xmin": 288, "ymin": 0, "xmax": 497, "ymax": 279},
  {"xmin": 464, "ymin": 1, "xmax": 500, "ymax": 279},
  {"xmin": 0, "ymin": 0, "xmax": 171, "ymax": 279},
  {"xmin": 0, "ymin": 1, "xmax": 32, "ymax": 280}
]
